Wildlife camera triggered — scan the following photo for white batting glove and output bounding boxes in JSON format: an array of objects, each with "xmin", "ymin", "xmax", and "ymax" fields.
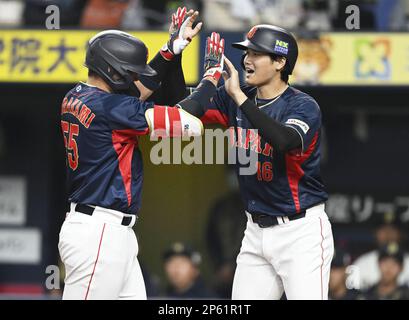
[{"xmin": 161, "ymin": 7, "xmax": 194, "ymax": 60}]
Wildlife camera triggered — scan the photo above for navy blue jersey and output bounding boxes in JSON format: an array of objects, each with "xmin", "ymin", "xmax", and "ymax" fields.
[
  {"xmin": 201, "ymin": 85, "xmax": 327, "ymax": 217},
  {"xmin": 60, "ymin": 83, "xmax": 153, "ymax": 215}
]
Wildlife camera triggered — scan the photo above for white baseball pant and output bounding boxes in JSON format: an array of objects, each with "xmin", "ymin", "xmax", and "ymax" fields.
[
  {"xmin": 232, "ymin": 203, "xmax": 334, "ymax": 300},
  {"xmin": 58, "ymin": 203, "xmax": 146, "ymax": 300}
]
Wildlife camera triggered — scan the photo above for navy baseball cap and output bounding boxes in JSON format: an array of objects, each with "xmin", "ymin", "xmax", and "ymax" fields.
[
  {"xmin": 163, "ymin": 242, "xmax": 202, "ymax": 266},
  {"xmin": 373, "ymin": 211, "xmax": 401, "ymax": 228},
  {"xmin": 378, "ymin": 242, "xmax": 404, "ymax": 265}
]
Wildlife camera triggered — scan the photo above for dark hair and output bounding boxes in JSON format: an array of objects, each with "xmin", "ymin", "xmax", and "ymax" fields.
[
  {"xmin": 88, "ymin": 69, "xmax": 98, "ymax": 78},
  {"xmin": 270, "ymin": 54, "xmax": 289, "ymax": 83}
]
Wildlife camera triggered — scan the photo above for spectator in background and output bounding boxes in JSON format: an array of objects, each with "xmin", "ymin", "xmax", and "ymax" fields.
[
  {"xmin": 121, "ymin": 0, "xmax": 168, "ymax": 30},
  {"xmin": 202, "ymin": 0, "xmax": 254, "ymax": 31},
  {"xmin": 353, "ymin": 212, "xmax": 409, "ymax": 290},
  {"xmin": 329, "ymin": 247, "xmax": 360, "ymax": 300},
  {"xmin": 206, "ymin": 165, "xmax": 247, "ymax": 299},
  {"xmin": 122, "ymin": 0, "xmax": 203, "ymax": 30},
  {"xmin": 253, "ymin": 0, "xmax": 305, "ymax": 31},
  {"xmin": 203, "ymin": 0, "xmax": 305, "ymax": 31},
  {"xmin": 80, "ymin": 0, "xmax": 130, "ymax": 29},
  {"xmin": 302, "ymin": 0, "xmax": 334, "ymax": 31},
  {"xmin": 24, "ymin": 0, "xmax": 86, "ymax": 27},
  {"xmin": 163, "ymin": 242, "xmax": 215, "ymax": 299},
  {"xmin": 361, "ymin": 242, "xmax": 409, "ymax": 300},
  {"xmin": 121, "ymin": 0, "xmax": 149, "ymax": 30},
  {"xmin": 378, "ymin": 0, "xmax": 409, "ymax": 31}
]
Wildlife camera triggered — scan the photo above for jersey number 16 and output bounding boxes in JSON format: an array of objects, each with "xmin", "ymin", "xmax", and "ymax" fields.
[{"xmin": 257, "ymin": 161, "xmax": 273, "ymax": 182}]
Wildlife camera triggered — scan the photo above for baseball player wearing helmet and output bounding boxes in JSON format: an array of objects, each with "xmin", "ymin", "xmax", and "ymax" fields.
[
  {"xmin": 57, "ymin": 8, "xmax": 222, "ymax": 300},
  {"xmin": 185, "ymin": 26, "xmax": 334, "ymax": 299}
]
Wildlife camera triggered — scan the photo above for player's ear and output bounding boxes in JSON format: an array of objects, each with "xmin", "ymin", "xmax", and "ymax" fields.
[{"xmin": 274, "ymin": 56, "xmax": 286, "ymax": 72}]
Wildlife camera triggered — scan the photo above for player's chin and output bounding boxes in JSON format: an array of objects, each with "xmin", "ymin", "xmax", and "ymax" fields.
[
  {"xmin": 244, "ymin": 75, "xmax": 257, "ymax": 86},
  {"xmin": 245, "ymin": 71, "xmax": 267, "ymax": 86}
]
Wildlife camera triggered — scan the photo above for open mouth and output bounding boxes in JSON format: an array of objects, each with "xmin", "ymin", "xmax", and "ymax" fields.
[{"xmin": 245, "ymin": 68, "xmax": 255, "ymax": 75}]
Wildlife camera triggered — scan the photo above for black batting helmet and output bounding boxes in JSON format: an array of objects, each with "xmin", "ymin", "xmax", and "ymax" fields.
[
  {"xmin": 232, "ymin": 25, "xmax": 298, "ymax": 74},
  {"xmin": 85, "ymin": 30, "xmax": 157, "ymax": 95}
]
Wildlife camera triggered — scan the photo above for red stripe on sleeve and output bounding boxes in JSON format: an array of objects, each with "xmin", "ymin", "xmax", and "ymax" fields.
[
  {"xmin": 160, "ymin": 49, "xmax": 174, "ymax": 61},
  {"xmin": 201, "ymin": 109, "xmax": 228, "ymax": 127},
  {"xmin": 285, "ymin": 132, "xmax": 319, "ymax": 213},
  {"xmin": 153, "ymin": 105, "xmax": 167, "ymax": 137},
  {"xmin": 112, "ymin": 129, "xmax": 142, "ymax": 207}
]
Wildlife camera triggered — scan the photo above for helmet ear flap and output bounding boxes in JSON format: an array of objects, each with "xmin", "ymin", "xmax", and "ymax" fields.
[{"xmin": 241, "ymin": 54, "xmax": 246, "ymax": 70}]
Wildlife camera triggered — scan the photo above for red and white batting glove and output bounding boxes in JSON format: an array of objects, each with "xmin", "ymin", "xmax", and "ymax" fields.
[
  {"xmin": 203, "ymin": 32, "xmax": 225, "ymax": 82},
  {"xmin": 160, "ymin": 7, "xmax": 191, "ymax": 60}
]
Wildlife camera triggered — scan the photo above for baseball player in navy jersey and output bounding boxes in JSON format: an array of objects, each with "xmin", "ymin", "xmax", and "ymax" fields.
[
  {"xmin": 185, "ymin": 26, "xmax": 334, "ymax": 299},
  {"xmin": 57, "ymin": 8, "xmax": 223, "ymax": 300}
]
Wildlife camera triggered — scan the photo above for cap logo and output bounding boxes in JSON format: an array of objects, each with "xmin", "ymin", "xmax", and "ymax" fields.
[
  {"xmin": 247, "ymin": 27, "xmax": 257, "ymax": 39},
  {"xmin": 274, "ymin": 40, "xmax": 289, "ymax": 55},
  {"xmin": 384, "ymin": 211, "xmax": 395, "ymax": 223},
  {"xmin": 387, "ymin": 242, "xmax": 399, "ymax": 255}
]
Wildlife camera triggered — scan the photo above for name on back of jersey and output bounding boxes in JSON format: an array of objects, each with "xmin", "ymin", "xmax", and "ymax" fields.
[{"xmin": 61, "ymin": 96, "xmax": 96, "ymax": 128}]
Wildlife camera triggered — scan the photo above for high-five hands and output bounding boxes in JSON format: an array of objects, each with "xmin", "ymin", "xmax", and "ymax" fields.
[
  {"xmin": 203, "ymin": 32, "xmax": 225, "ymax": 82},
  {"xmin": 223, "ymin": 57, "xmax": 247, "ymax": 106},
  {"xmin": 161, "ymin": 7, "xmax": 203, "ymax": 60}
]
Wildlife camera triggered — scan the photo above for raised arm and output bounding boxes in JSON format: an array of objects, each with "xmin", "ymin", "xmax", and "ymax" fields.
[
  {"xmin": 144, "ymin": 34, "xmax": 226, "ymax": 139},
  {"xmin": 178, "ymin": 32, "xmax": 225, "ymax": 118},
  {"xmin": 136, "ymin": 7, "xmax": 202, "ymax": 100}
]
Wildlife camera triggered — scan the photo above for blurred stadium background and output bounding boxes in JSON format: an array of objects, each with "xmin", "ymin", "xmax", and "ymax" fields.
[{"xmin": 0, "ymin": 0, "xmax": 408, "ymax": 300}]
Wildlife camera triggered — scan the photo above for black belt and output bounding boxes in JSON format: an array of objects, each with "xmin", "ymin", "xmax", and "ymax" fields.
[
  {"xmin": 250, "ymin": 211, "xmax": 306, "ymax": 228},
  {"xmin": 75, "ymin": 204, "xmax": 133, "ymax": 226}
]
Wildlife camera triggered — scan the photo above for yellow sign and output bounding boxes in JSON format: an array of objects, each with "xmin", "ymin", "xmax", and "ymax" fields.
[
  {"xmin": 0, "ymin": 30, "xmax": 199, "ymax": 84},
  {"xmin": 292, "ymin": 33, "xmax": 409, "ymax": 85}
]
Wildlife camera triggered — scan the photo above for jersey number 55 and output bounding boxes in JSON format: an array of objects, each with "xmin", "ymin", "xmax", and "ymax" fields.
[{"xmin": 61, "ymin": 121, "xmax": 79, "ymax": 171}]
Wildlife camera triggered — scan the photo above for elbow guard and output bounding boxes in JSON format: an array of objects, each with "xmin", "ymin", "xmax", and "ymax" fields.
[{"xmin": 145, "ymin": 105, "xmax": 204, "ymax": 139}]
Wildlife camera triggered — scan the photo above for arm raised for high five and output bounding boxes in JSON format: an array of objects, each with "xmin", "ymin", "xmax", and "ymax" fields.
[
  {"xmin": 178, "ymin": 32, "xmax": 225, "ymax": 118},
  {"xmin": 144, "ymin": 33, "xmax": 225, "ymax": 138},
  {"xmin": 137, "ymin": 7, "xmax": 203, "ymax": 100}
]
